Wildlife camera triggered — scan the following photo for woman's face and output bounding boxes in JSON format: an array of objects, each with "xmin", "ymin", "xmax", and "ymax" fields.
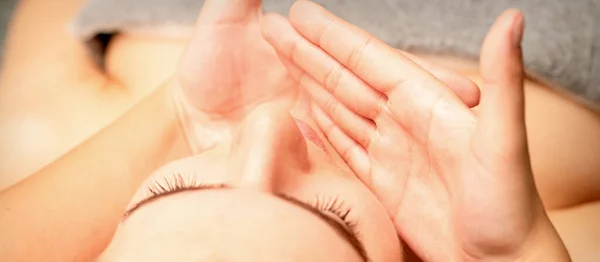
[{"xmin": 99, "ymin": 103, "xmax": 403, "ymax": 262}]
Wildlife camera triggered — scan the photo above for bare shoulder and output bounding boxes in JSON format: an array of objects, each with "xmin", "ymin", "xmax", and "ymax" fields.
[
  {"xmin": 0, "ymin": 6, "xmax": 186, "ymax": 189},
  {"xmin": 0, "ymin": 0, "xmax": 104, "ymax": 85},
  {"xmin": 523, "ymin": 81, "xmax": 600, "ymax": 209},
  {"xmin": 0, "ymin": 0, "xmax": 86, "ymax": 188},
  {"xmin": 549, "ymin": 201, "xmax": 600, "ymax": 262}
]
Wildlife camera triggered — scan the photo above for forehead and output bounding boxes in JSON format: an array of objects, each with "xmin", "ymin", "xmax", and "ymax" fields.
[{"xmin": 105, "ymin": 190, "xmax": 362, "ymax": 262}]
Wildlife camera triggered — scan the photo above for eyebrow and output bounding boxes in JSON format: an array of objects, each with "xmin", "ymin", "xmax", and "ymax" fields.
[{"xmin": 123, "ymin": 186, "xmax": 369, "ymax": 261}]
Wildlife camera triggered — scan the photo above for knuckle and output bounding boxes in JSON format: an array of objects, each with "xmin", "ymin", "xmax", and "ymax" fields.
[
  {"xmin": 324, "ymin": 64, "xmax": 344, "ymax": 94},
  {"xmin": 348, "ymin": 34, "xmax": 373, "ymax": 71},
  {"xmin": 370, "ymin": 94, "xmax": 388, "ymax": 120},
  {"xmin": 289, "ymin": 37, "xmax": 303, "ymax": 64},
  {"xmin": 317, "ymin": 115, "xmax": 335, "ymax": 136},
  {"xmin": 340, "ymin": 143, "xmax": 356, "ymax": 161},
  {"xmin": 315, "ymin": 19, "xmax": 335, "ymax": 47},
  {"xmin": 297, "ymin": 70, "xmax": 309, "ymax": 86},
  {"xmin": 322, "ymin": 95, "xmax": 340, "ymax": 117},
  {"xmin": 359, "ymin": 125, "xmax": 375, "ymax": 148}
]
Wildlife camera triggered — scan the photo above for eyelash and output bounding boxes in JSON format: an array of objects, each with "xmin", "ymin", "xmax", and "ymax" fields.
[
  {"xmin": 312, "ymin": 194, "xmax": 360, "ymax": 235},
  {"xmin": 145, "ymin": 173, "xmax": 211, "ymax": 197},
  {"xmin": 143, "ymin": 173, "xmax": 360, "ymax": 236}
]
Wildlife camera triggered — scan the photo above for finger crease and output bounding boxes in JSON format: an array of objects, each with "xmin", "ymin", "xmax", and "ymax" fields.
[
  {"xmin": 289, "ymin": 37, "xmax": 303, "ymax": 66},
  {"xmin": 324, "ymin": 64, "xmax": 344, "ymax": 95},
  {"xmin": 315, "ymin": 19, "xmax": 336, "ymax": 47},
  {"xmin": 323, "ymin": 94, "xmax": 340, "ymax": 117},
  {"xmin": 371, "ymin": 95, "xmax": 388, "ymax": 121},
  {"xmin": 360, "ymin": 125, "xmax": 375, "ymax": 149},
  {"xmin": 348, "ymin": 34, "xmax": 373, "ymax": 72},
  {"xmin": 341, "ymin": 141, "xmax": 357, "ymax": 161},
  {"xmin": 323, "ymin": 121, "xmax": 337, "ymax": 140}
]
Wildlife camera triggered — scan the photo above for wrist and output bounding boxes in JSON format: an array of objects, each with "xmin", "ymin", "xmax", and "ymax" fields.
[
  {"xmin": 459, "ymin": 203, "xmax": 570, "ymax": 262},
  {"xmin": 170, "ymin": 79, "xmax": 204, "ymax": 155},
  {"xmin": 163, "ymin": 80, "xmax": 194, "ymax": 161},
  {"xmin": 170, "ymin": 79, "xmax": 231, "ymax": 155},
  {"xmin": 137, "ymin": 79, "xmax": 192, "ymax": 164}
]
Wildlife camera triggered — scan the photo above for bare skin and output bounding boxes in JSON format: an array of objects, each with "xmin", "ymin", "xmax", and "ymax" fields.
[
  {"xmin": 262, "ymin": 4, "xmax": 566, "ymax": 260},
  {"xmin": 0, "ymin": 0, "xmax": 598, "ymax": 260}
]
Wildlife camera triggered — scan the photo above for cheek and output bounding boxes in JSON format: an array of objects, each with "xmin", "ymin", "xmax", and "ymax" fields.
[
  {"xmin": 291, "ymin": 177, "xmax": 404, "ymax": 260},
  {"xmin": 350, "ymin": 188, "xmax": 404, "ymax": 261},
  {"xmin": 304, "ymin": 140, "xmax": 356, "ymax": 181},
  {"xmin": 318, "ymin": 179, "xmax": 403, "ymax": 257}
]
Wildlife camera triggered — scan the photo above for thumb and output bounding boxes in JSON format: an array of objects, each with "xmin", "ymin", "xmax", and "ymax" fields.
[
  {"xmin": 197, "ymin": 0, "xmax": 263, "ymax": 24},
  {"xmin": 474, "ymin": 9, "xmax": 530, "ymax": 168}
]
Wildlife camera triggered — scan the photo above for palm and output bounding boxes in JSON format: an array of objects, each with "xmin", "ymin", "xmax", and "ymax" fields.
[
  {"xmin": 177, "ymin": 1, "xmax": 297, "ymax": 116},
  {"xmin": 365, "ymin": 106, "xmax": 537, "ymax": 260}
]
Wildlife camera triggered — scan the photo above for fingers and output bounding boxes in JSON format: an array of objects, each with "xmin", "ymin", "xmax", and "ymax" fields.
[
  {"xmin": 287, "ymin": 1, "xmax": 466, "ymax": 112},
  {"xmin": 261, "ymin": 13, "xmax": 388, "ymax": 121},
  {"xmin": 475, "ymin": 9, "xmax": 529, "ymax": 165},
  {"xmin": 276, "ymin": 47, "xmax": 377, "ymax": 149},
  {"xmin": 311, "ymin": 103, "xmax": 372, "ymax": 177},
  {"xmin": 303, "ymin": 70, "xmax": 377, "ymax": 149},
  {"xmin": 263, "ymin": 1, "xmax": 472, "ymax": 146},
  {"xmin": 197, "ymin": 0, "xmax": 262, "ymax": 24},
  {"xmin": 277, "ymin": 42, "xmax": 373, "ymax": 177},
  {"xmin": 399, "ymin": 51, "xmax": 481, "ymax": 107}
]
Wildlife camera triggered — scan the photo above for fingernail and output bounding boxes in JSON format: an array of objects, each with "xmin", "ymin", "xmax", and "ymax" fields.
[{"xmin": 511, "ymin": 12, "xmax": 524, "ymax": 48}]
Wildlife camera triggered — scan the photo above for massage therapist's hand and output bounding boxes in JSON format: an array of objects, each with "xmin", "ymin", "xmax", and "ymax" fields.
[
  {"xmin": 173, "ymin": 0, "xmax": 479, "ymax": 154},
  {"xmin": 261, "ymin": 1, "xmax": 569, "ymax": 261},
  {"xmin": 173, "ymin": 0, "xmax": 301, "ymax": 153}
]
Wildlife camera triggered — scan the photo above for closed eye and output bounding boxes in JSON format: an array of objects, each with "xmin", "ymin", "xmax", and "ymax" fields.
[{"xmin": 123, "ymin": 173, "xmax": 369, "ymax": 261}]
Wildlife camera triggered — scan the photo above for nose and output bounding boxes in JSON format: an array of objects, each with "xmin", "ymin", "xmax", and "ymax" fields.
[{"xmin": 229, "ymin": 103, "xmax": 310, "ymax": 192}]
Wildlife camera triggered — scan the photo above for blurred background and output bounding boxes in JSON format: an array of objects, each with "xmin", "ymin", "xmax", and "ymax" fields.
[{"xmin": 0, "ymin": 0, "xmax": 18, "ymax": 66}]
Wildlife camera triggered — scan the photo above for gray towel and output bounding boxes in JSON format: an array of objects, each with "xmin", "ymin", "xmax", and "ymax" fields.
[
  {"xmin": 0, "ymin": 0, "xmax": 19, "ymax": 68},
  {"xmin": 71, "ymin": 0, "xmax": 600, "ymax": 111}
]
